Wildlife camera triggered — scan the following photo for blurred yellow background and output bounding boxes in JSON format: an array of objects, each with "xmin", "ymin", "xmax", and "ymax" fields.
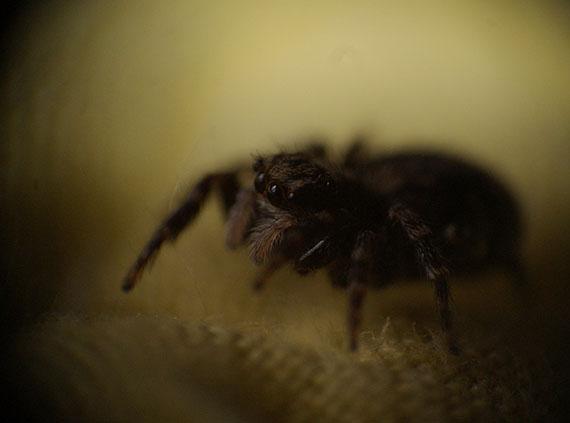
[
  {"xmin": 3, "ymin": 0, "xmax": 568, "ymax": 326},
  {"xmin": 1, "ymin": 1, "xmax": 569, "ymax": 420}
]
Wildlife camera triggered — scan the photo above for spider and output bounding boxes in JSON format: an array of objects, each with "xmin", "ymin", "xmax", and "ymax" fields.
[{"xmin": 123, "ymin": 141, "xmax": 524, "ymax": 354}]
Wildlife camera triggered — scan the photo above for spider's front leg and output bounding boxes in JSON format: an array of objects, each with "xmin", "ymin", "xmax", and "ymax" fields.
[
  {"xmin": 346, "ymin": 231, "xmax": 376, "ymax": 352},
  {"xmin": 388, "ymin": 204, "xmax": 459, "ymax": 354},
  {"xmin": 123, "ymin": 172, "xmax": 241, "ymax": 292}
]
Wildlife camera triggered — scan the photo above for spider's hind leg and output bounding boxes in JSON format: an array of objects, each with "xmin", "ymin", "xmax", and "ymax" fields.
[
  {"xmin": 123, "ymin": 172, "xmax": 241, "ymax": 292},
  {"xmin": 388, "ymin": 203, "xmax": 460, "ymax": 355}
]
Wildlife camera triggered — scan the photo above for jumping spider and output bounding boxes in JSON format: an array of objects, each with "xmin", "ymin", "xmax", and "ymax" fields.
[{"xmin": 123, "ymin": 141, "xmax": 524, "ymax": 354}]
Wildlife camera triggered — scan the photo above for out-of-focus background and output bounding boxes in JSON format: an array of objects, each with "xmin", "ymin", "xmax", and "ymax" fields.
[{"xmin": 2, "ymin": 1, "xmax": 569, "ymax": 421}]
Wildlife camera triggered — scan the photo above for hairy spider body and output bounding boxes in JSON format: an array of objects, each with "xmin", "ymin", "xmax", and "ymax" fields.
[{"xmin": 123, "ymin": 143, "xmax": 523, "ymax": 353}]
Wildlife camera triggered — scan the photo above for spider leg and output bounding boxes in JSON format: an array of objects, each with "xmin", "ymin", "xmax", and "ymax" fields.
[
  {"xmin": 388, "ymin": 203, "xmax": 460, "ymax": 355},
  {"xmin": 346, "ymin": 231, "xmax": 376, "ymax": 351},
  {"xmin": 218, "ymin": 172, "xmax": 241, "ymax": 214},
  {"xmin": 123, "ymin": 172, "xmax": 240, "ymax": 292},
  {"xmin": 225, "ymin": 190, "xmax": 257, "ymax": 249}
]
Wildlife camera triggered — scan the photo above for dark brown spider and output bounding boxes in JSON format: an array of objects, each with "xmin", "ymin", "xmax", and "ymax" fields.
[{"xmin": 123, "ymin": 141, "xmax": 524, "ymax": 354}]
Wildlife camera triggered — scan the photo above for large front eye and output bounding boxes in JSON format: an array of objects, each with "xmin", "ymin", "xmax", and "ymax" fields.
[
  {"xmin": 254, "ymin": 172, "xmax": 265, "ymax": 193},
  {"xmin": 267, "ymin": 183, "xmax": 283, "ymax": 206}
]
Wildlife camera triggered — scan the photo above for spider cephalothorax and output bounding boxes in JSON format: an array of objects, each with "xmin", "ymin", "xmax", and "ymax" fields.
[
  {"xmin": 123, "ymin": 141, "xmax": 524, "ymax": 353},
  {"xmin": 252, "ymin": 153, "xmax": 340, "ymax": 211}
]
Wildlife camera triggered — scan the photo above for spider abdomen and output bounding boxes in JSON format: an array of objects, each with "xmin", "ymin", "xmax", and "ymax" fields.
[{"xmin": 356, "ymin": 152, "xmax": 521, "ymax": 278}]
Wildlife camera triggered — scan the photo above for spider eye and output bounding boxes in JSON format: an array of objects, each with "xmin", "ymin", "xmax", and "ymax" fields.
[
  {"xmin": 267, "ymin": 183, "xmax": 283, "ymax": 206},
  {"xmin": 254, "ymin": 172, "xmax": 265, "ymax": 193}
]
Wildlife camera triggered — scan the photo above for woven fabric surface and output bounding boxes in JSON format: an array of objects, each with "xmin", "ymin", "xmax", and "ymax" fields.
[{"xmin": 8, "ymin": 279, "xmax": 566, "ymax": 422}]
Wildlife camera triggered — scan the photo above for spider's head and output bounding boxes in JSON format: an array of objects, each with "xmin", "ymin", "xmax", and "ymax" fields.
[{"xmin": 252, "ymin": 153, "xmax": 339, "ymax": 212}]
